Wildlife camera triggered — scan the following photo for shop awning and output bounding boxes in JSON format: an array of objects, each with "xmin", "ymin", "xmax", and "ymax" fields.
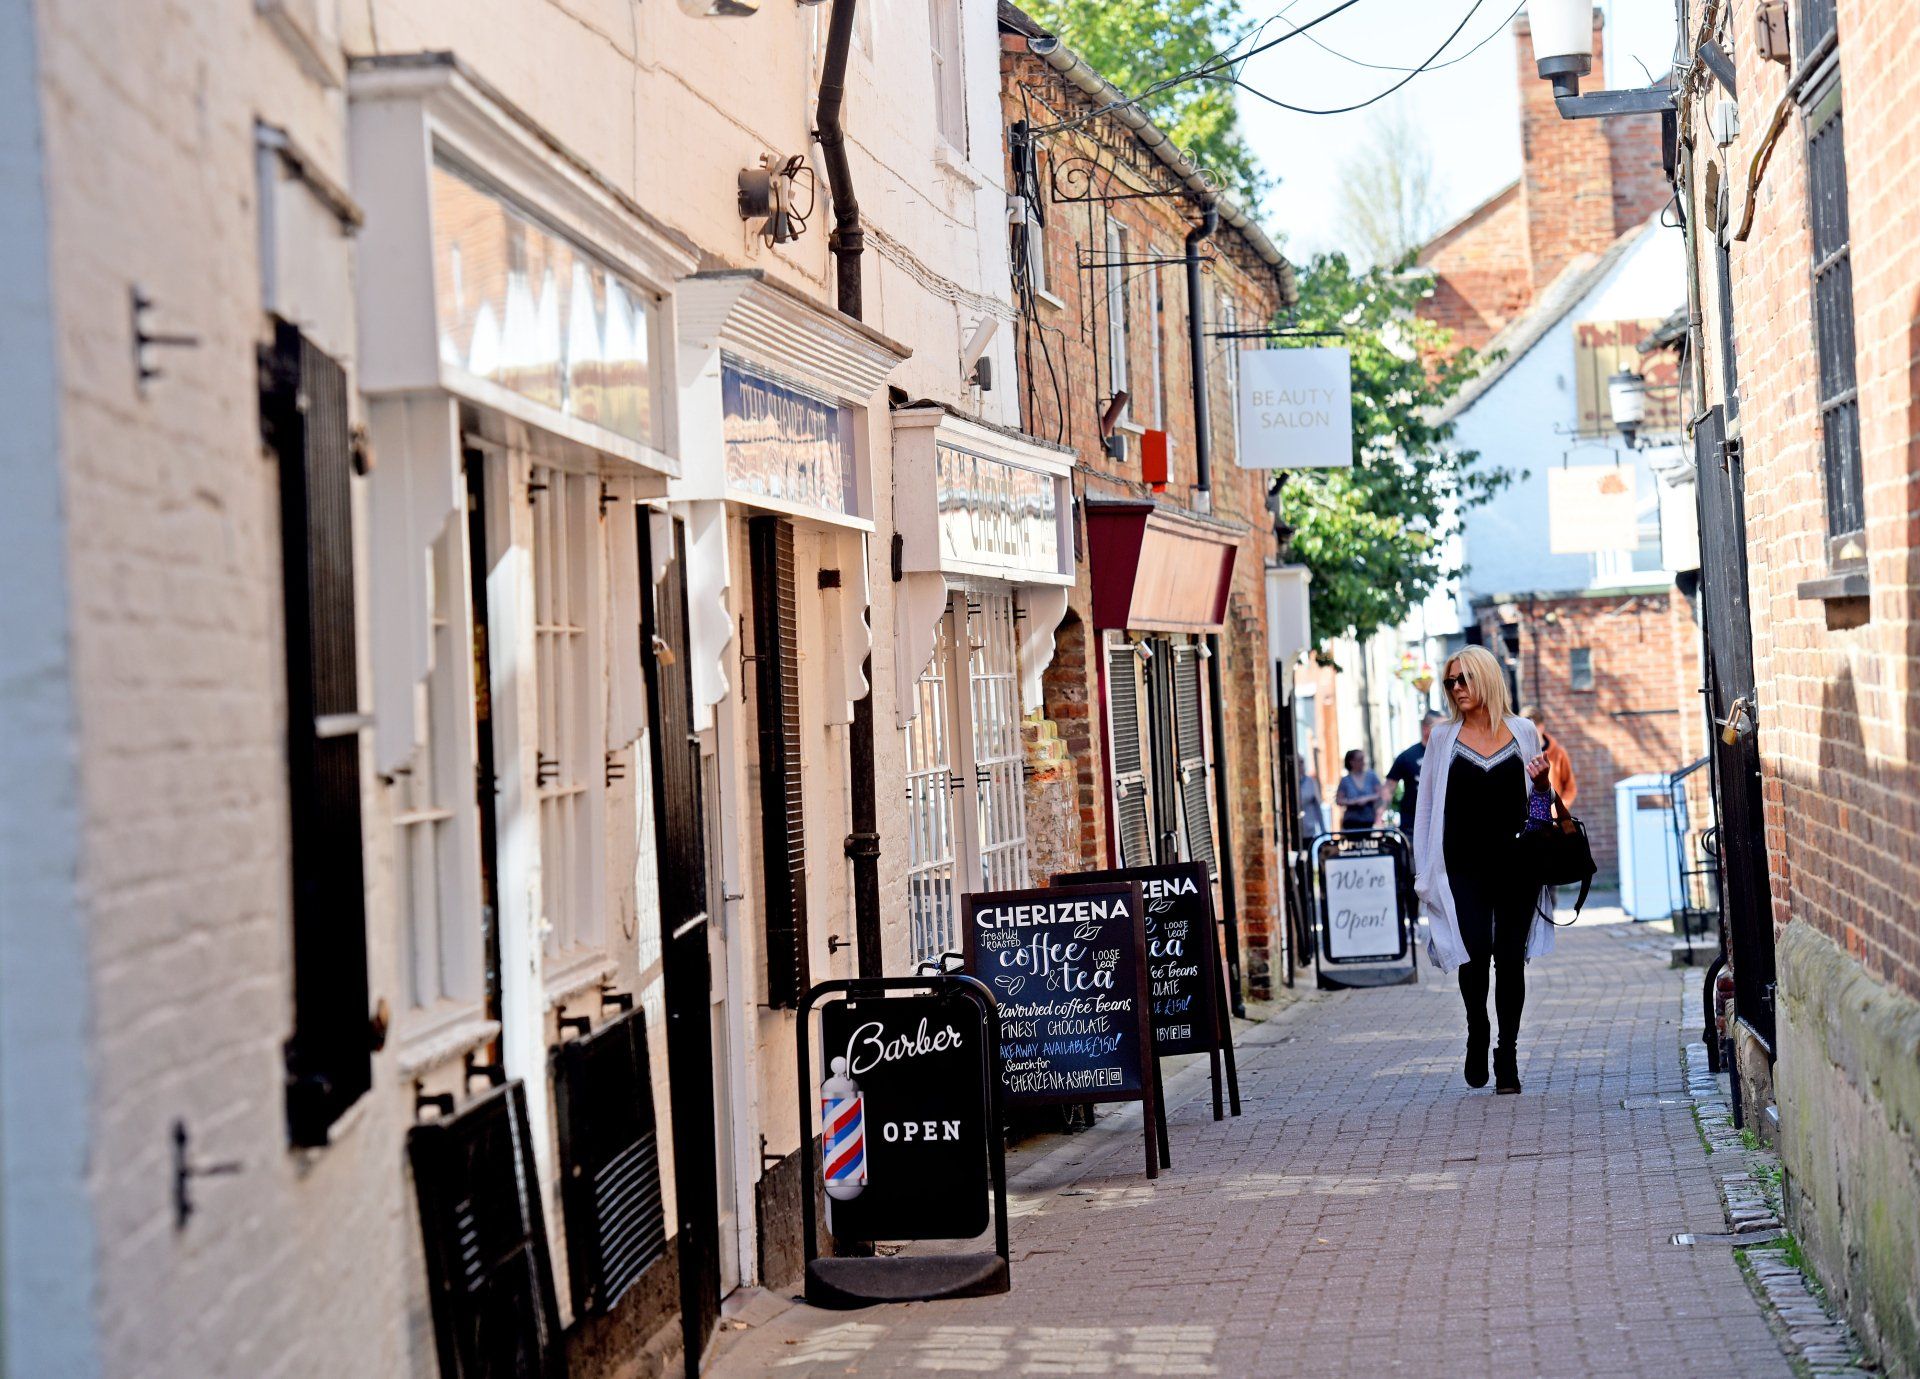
[{"xmin": 1085, "ymin": 499, "xmax": 1240, "ymax": 632}]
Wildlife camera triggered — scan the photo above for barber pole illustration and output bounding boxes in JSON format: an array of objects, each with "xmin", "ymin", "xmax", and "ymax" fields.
[{"xmin": 821, "ymin": 1056, "xmax": 867, "ymax": 1200}]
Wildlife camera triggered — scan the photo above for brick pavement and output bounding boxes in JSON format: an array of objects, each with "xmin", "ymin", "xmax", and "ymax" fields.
[{"xmin": 709, "ymin": 921, "xmax": 1794, "ymax": 1377}]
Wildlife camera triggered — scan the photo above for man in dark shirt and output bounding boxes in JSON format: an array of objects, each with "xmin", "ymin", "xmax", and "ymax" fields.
[{"xmin": 1388, "ymin": 713, "xmax": 1442, "ymax": 835}]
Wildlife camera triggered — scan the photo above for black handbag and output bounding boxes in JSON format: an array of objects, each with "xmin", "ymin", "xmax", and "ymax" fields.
[{"xmin": 1516, "ymin": 791, "xmax": 1596, "ymax": 924}]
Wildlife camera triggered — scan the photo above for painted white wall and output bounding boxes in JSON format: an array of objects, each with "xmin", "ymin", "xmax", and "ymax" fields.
[{"xmin": 1452, "ymin": 222, "xmax": 1688, "ymax": 612}]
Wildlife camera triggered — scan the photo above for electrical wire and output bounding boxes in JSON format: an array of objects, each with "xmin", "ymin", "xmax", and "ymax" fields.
[
  {"xmin": 1229, "ymin": 0, "xmax": 1490, "ymax": 115},
  {"xmin": 1270, "ymin": 0, "xmax": 1524, "ymax": 75}
]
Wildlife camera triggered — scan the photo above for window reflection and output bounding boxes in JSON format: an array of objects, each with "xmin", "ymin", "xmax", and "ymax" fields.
[
  {"xmin": 935, "ymin": 445, "xmax": 1058, "ymax": 571},
  {"xmin": 431, "ymin": 158, "xmax": 654, "ymax": 447},
  {"xmin": 721, "ymin": 360, "xmax": 856, "ymax": 516}
]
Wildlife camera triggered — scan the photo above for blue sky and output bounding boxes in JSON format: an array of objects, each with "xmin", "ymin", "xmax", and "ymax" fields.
[{"xmin": 1232, "ymin": 0, "xmax": 1683, "ymax": 257}]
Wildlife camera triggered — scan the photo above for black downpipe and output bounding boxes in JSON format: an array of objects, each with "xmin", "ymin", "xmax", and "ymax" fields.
[
  {"xmin": 816, "ymin": 0, "xmax": 882, "ymax": 977},
  {"xmin": 1186, "ymin": 204, "xmax": 1242, "ymax": 1011},
  {"xmin": 1184, "ymin": 205, "xmax": 1220, "ymax": 509}
]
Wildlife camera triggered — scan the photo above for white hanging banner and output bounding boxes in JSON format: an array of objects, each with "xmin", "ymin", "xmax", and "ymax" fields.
[
  {"xmin": 1235, "ymin": 347, "xmax": 1354, "ymax": 469},
  {"xmin": 1547, "ymin": 465, "xmax": 1638, "ymax": 554}
]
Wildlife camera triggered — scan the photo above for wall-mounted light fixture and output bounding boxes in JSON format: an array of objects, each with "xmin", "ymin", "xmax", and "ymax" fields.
[
  {"xmin": 1525, "ymin": 0, "xmax": 1674, "ymax": 119},
  {"xmin": 1607, "ymin": 367, "xmax": 1647, "ymax": 449}
]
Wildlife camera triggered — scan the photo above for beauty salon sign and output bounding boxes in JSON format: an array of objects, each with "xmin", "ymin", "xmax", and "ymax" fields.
[{"xmin": 1235, "ymin": 347, "xmax": 1355, "ymax": 469}]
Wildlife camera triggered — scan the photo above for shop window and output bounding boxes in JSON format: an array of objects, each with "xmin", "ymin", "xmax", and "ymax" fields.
[
  {"xmin": 397, "ymin": 520, "xmax": 485, "ymax": 1017},
  {"xmin": 262, "ymin": 320, "xmax": 373, "ymax": 1147},
  {"xmin": 1803, "ymin": 67, "xmax": 1864, "ymax": 553},
  {"xmin": 967, "ymin": 594, "xmax": 1030, "ymax": 892},
  {"xmin": 532, "ymin": 467, "xmax": 609, "ymax": 983},
  {"xmin": 1570, "ymin": 646, "xmax": 1596, "ymax": 692},
  {"xmin": 928, "ymin": 0, "xmax": 966, "ymax": 152},
  {"xmin": 749, "ymin": 516, "xmax": 809, "ymax": 1008},
  {"xmin": 903, "ymin": 611, "xmax": 959, "ymax": 968}
]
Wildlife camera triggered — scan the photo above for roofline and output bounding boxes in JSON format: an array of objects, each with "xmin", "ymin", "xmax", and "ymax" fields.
[
  {"xmin": 1417, "ymin": 179, "xmax": 1521, "ymax": 263},
  {"xmin": 999, "ymin": 2, "xmax": 1296, "ymax": 308}
]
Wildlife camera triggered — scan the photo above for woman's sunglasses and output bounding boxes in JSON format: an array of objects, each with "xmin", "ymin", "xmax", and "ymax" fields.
[{"xmin": 1442, "ymin": 674, "xmax": 1469, "ymax": 691}]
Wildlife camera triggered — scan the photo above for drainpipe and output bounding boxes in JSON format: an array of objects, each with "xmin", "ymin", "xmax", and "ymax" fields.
[
  {"xmin": 1184, "ymin": 204, "xmax": 1219, "ymax": 514},
  {"xmin": 815, "ymin": 0, "xmax": 882, "ymax": 977}
]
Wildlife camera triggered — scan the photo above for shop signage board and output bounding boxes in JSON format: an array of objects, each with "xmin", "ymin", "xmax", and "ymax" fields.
[
  {"xmin": 1055, "ymin": 862, "xmax": 1242, "ymax": 1121},
  {"xmin": 1547, "ymin": 465, "xmax": 1639, "ymax": 554},
  {"xmin": 1235, "ymin": 347, "xmax": 1354, "ymax": 469},
  {"xmin": 1311, "ymin": 830, "xmax": 1418, "ymax": 990},
  {"xmin": 935, "ymin": 444, "xmax": 1060, "ymax": 576},
  {"xmin": 796, "ymin": 976, "xmax": 1011, "ymax": 1307},
  {"xmin": 721, "ymin": 357, "xmax": 856, "ymax": 516},
  {"xmin": 961, "ymin": 882, "xmax": 1165, "ymax": 1177},
  {"xmin": 817, "ymin": 989, "xmax": 991, "ymax": 1241}
]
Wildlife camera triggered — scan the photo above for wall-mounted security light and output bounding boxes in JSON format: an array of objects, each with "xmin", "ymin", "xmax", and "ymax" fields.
[
  {"xmin": 738, "ymin": 153, "xmax": 809, "ymax": 245},
  {"xmin": 1525, "ymin": 0, "xmax": 1674, "ymax": 119}
]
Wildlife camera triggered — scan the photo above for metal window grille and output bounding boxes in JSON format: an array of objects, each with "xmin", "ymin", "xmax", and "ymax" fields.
[
  {"xmin": 968, "ymin": 594, "xmax": 1030, "ymax": 892},
  {"xmin": 263, "ymin": 320, "xmax": 373, "ymax": 1147},
  {"xmin": 749, "ymin": 516, "xmax": 809, "ymax": 1007},
  {"xmin": 903, "ymin": 613, "xmax": 959, "ymax": 968},
  {"xmin": 1170, "ymin": 643, "xmax": 1216, "ymax": 875},
  {"xmin": 1798, "ymin": 0, "xmax": 1836, "ymax": 49},
  {"xmin": 1107, "ymin": 639, "xmax": 1154, "ymax": 867},
  {"xmin": 532, "ymin": 468, "xmax": 607, "ymax": 967},
  {"xmin": 1806, "ymin": 75, "xmax": 1863, "ymax": 542}
]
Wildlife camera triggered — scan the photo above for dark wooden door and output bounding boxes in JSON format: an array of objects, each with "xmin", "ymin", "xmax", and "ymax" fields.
[
  {"xmin": 1695, "ymin": 404, "xmax": 1776, "ymax": 1049},
  {"xmin": 637, "ymin": 511, "xmax": 722, "ymax": 1371}
]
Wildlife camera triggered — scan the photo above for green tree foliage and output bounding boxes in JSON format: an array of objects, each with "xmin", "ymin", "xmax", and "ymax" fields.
[
  {"xmin": 1273, "ymin": 253, "xmax": 1511, "ymax": 650},
  {"xmin": 1020, "ymin": 0, "xmax": 1266, "ymax": 205}
]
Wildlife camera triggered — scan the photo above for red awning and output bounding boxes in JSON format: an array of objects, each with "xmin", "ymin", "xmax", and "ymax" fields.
[{"xmin": 1085, "ymin": 500, "xmax": 1240, "ymax": 631}]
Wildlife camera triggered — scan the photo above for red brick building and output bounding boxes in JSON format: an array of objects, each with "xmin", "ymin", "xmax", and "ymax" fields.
[
  {"xmin": 999, "ymin": 4, "xmax": 1297, "ymax": 997},
  {"xmin": 1669, "ymin": 0, "xmax": 1920, "ymax": 1365}
]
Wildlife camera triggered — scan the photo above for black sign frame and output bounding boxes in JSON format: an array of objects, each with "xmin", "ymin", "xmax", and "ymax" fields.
[
  {"xmin": 796, "ymin": 975, "xmax": 1011, "ymax": 1308},
  {"xmin": 1311, "ymin": 829, "xmax": 1419, "ymax": 990},
  {"xmin": 1055, "ymin": 862, "xmax": 1242, "ymax": 1121},
  {"xmin": 962, "ymin": 881, "xmax": 1163, "ymax": 1179}
]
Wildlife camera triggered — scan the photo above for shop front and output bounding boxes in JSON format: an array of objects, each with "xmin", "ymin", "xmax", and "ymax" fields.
[
  {"xmin": 349, "ymin": 54, "xmax": 709, "ymax": 1372},
  {"xmin": 891, "ymin": 407, "xmax": 1076, "ymax": 969},
  {"xmin": 1084, "ymin": 500, "xmax": 1239, "ymax": 878}
]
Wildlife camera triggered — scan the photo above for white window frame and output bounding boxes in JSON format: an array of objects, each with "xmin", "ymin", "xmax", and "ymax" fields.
[
  {"xmin": 928, "ymin": 0, "xmax": 967, "ymax": 153},
  {"xmin": 964, "ymin": 592, "xmax": 1029, "ymax": 893},
  {"xmin": 1221, "ymin": 292, "xmax": 1241, "ymax": 460},
  {"xmin": 1106, "ymin": 221, "xmax": 1131, "ymax": 399},
  {"xmin": 1146, "ymin": 251, "xmax": 1165, "ymax": 430},
  {"xmin": 531, "ymin": 464, "xmax": 611, "ymax": 995},
  {"xmin": 902, "ymin": 608, "xmax": 960, "ymax": 969}
]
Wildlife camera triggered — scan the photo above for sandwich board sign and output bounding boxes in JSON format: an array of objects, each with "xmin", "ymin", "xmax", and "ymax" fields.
[
  {"xmin": 962, "ymin": 882, "xmax": 1165, "ymax": 1178},
  {"xmin": 1311, "ymin": 830, "xmax": 1417, "ymax": 990}
]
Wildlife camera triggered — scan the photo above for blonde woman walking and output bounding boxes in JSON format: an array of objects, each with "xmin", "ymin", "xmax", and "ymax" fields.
[{"xmin": 1410, "ymin": 647, "xmax": 1556, "ymax": 1094}]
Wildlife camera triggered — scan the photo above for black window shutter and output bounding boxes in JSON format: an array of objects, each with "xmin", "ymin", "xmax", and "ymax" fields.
[
  {"xmin": 1171, "ymin": 645, "xmax": 1216, "ymax": 875},
  {"xmin": 1107, "ymin": 642, "xmax": 1153, "ymax": 868},
  {"xmin": 553, "ymin": 1008, "xmax": 668, "ymax": 1317},
  {"xmin": 262, "ymin": 319, "xmax": 373, "ymax": 1147},
  {"xmin": 749, "ymin": 517, "xmax": 809, "ymax": 1008},
  {"xmin": 408, "ymin": 1080, "xmax": 567, "ymax": 1379}
]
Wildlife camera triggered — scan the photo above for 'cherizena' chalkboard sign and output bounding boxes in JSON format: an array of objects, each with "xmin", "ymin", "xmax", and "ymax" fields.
[
  {"xmin": 962, "ymin": 882, "xmax": 1162, "ymax": 1178},
  {"xmin": 818, "ymin": 989, "xmax": 991, "ymax": 1242}
]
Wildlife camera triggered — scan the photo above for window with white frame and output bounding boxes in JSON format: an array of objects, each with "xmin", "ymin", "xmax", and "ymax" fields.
[
  {"xmin": 1146, "ymin": 251, "xmax": 1165, "ymax": 429},
  {"xmin": 928, "ymin": 0, "xmax": 967, "ymax": 152},
  {"xmin": 531, "ymin": 465, "xmax": 609, "ymax": 979},
  {"xmin": 903, "ymin": 612, "xmax": 959, "ymax": 967},
  {"xmin": 1106, "ymin": 221, "xmax": 1131, "ymax": 402},
  {"xmin": 966, "ymin": 593, "xmax": 1029, "ymax": 892},
  {"xmin": 396, "ymin": 518, "xmax": 485, "ymax": 1019},
  {"xmin": 1221, "ymin": 292, "xmax": 1241, "ymax": 458}
]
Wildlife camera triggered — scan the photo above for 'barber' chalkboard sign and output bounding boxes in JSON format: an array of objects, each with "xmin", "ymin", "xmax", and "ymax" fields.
[
  {"xmin": 962, "ymin": 883, "xmax": 1152, "ymax": 1104},
  {"xmin": 818, "ymin": 989, "xmax": 991, "ymax": 1242}
]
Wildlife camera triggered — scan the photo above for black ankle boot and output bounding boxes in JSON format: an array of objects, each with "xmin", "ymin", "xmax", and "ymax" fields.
[
  {"xmin": 1494, "ymin": 1046, "xmax": 1520, "ymax": 1095},
  {"xmin": 1464, "ymin": 1027, "xmax": 1489, "ymax": 1088}
]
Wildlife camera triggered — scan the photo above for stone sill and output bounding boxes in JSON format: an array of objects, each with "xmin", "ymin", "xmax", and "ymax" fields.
[{"xmin": 1795, "ymin": 571, "xmax": 1869, "ymax": 602}]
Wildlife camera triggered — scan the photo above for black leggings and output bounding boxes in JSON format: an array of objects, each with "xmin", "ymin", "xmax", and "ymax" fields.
[{"xmin": 1455, "ymin": 889, "xmax": 1533, "ymax": 1048}]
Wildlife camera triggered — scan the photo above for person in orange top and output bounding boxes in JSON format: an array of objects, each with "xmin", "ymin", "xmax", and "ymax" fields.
[{"xmin": 1524, "ymin": 709, "xmax": 1578, "ymax": 806}]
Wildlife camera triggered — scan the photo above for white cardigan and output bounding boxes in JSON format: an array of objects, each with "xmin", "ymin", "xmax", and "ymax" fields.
[{"xmin": 1410, "ymin": 716, "xmax": 1557, "ymax": 974}]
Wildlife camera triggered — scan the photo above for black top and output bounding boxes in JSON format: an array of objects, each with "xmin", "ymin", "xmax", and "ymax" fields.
[
  {"xmin": 1387, "ymin": 742, "xmax": 1425, "ymax": 830},
  {"xmin": 1443, "ymin": 738, "xmax": 1533, "ymax": 954}
]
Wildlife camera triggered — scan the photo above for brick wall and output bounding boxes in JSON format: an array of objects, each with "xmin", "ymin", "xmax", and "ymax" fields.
[{"xmin": 1001, "ymin": 32, "xmax": 1286, "ymax": 995}]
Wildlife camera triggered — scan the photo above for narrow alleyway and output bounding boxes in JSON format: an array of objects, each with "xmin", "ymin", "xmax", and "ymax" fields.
[{"xmin": 710, "ymin": 920, "xmax": 1793, "ymax": 1377}]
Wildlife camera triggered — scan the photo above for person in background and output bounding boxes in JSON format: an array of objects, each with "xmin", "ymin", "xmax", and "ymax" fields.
[
  {"xmin": 1388, "ymin": 712, "xmax": 1443, "ymax": 836},
  {"xmin": 1298, "ymin": 756, "xmax": 1326, "ymax": 840},
  {"xmin": 1334, "ymin": 749, "xmax": 1391, "ymax": 831},
  {"xmin": 1524, "ymin": 707, "xmax": 1578, "ymax": 805}
]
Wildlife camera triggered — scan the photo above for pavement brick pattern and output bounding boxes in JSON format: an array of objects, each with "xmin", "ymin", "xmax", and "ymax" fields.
[{"xmin": 710, "ymin": 923, "xmax": 1795, "ymax": 1377}]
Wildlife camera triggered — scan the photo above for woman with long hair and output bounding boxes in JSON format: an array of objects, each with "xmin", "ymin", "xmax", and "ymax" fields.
[{"xmin": 1410, "ymin": 647, "xmax": 1556, "ymax": 1093}]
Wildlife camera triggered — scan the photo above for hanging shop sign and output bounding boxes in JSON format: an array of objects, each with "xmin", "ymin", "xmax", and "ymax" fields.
[
  {"xmin": 721, "ymin": 357, "xmax": 857, "ymax": 516},
  {"xmin": 1235, "ymin": 348, "xmax": 1354, "ymax": 470},
  {"xmin": 1055, "ymin": 862, "xmax": 1241, "ymax": 1121},
  {"xmin": 796, "ymin": 975, "xmax": 1011, "ymax": 1308},
  {"xmin": 962, "ymin": 882, "xmax": 1164, "ymax": 1176},
  {"xmin": 1546, "ymin": 465, "xmax": 1639, "ymax": 554},
  {"xmin": 1311, "ymin": 830, "xmax": 1418, "ymax": 991},
  {"xmin": 1572, "ymin": 318, "xmax": 1683, "ymax": 439}
]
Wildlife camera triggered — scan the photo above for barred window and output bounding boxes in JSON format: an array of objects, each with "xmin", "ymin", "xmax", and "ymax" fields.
[{"xmin": 1804, "ymin": 70, "xmax": 1863, "ymax": 549}]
